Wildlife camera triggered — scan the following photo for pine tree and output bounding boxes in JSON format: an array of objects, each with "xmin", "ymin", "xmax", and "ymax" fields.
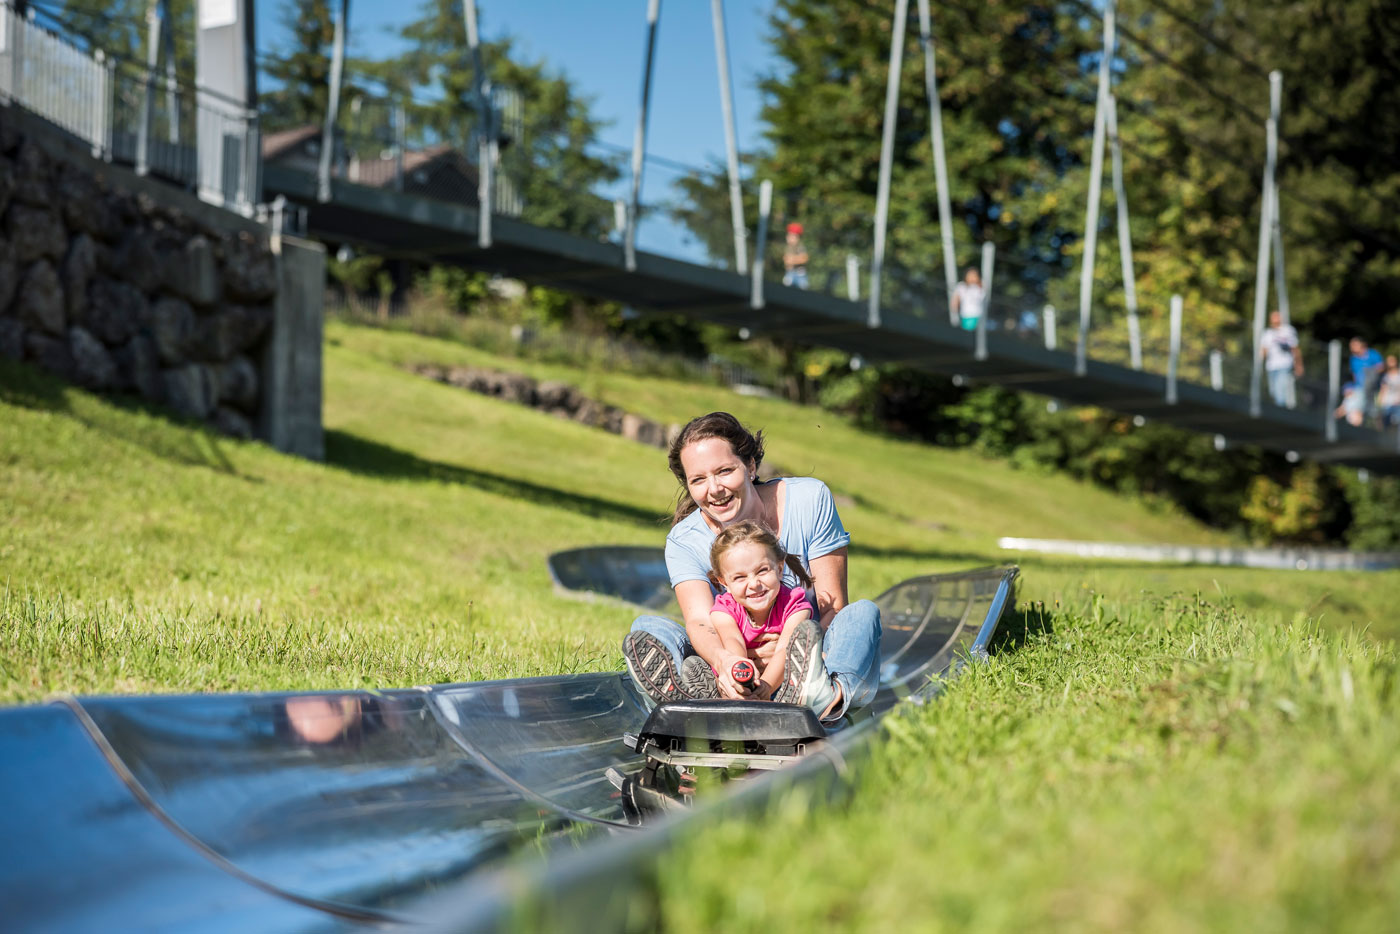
[{"xmin": 260, "ymin": 0, "xmax": 336, "ymax": 134}]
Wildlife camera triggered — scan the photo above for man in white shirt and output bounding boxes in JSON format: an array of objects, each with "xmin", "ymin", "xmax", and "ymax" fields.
[
  {"xmin": 951, "ymin": 267, "xmax": 985, "ymax": 332},
  {"xmin": 1260, "ymin": 309, "xmax": 1303, "ymax": 408}
]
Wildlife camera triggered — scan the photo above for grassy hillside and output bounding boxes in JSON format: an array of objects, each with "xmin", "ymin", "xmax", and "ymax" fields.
[
  {"xmin": 2, "ymin": 318, "xmax": 1396, "ymax": 929},
  {"xmin": 2, "ymin": 319, "xmax": 1396, "ymax": 700}
]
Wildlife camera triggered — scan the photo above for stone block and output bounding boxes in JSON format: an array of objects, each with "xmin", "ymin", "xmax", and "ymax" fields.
[
  {"xmin": 212, "ymin": 406, "xmax": 253, "ymax": 440},
  {"xmin": 12, "ymin": 139, "xmax": 50, "ymax": 206},
  {"xmin": 15, "ymin": 261, "xmax": 64, "ymax": 336},
  {"xmin": 145, "ymin": 296, "xmax": 195, "ymax": 364},
  {"xmin": 215, "ymin": 354, "xmax": 258, "ymax": 413},
  {"xmin": 0, "ymin": 153, "xmax": 14, "ymax": 218},
  {"xmin": 7, "ymin": 203, "xmax": 67, "ymax": 264},
  {"xmin": 0, "ymin": 238, "xmax": 17, "ymax": 315},
  {"xmin": 83, "ymin": 277, "xmax": 144, "ymax": 346},
  {"xmin": 115, "ymin": 233, "xmax": 162, "ymax": 294},
  {"xmin": 165, "ymin": 235, "xmax": 221, "ymax": 306},
  {"xmin": 114, "ymin": 334, "xmax": 161, "ymax": 401},
  {"xmin": 69, "ymin": 325, "xmax": 117, "ymax": 390},
  {"xmin": 161, "ymin": 363, "xmax": 215, "ymax": 419},
  {"xmin": 221, "ymin": 232, "xmax": 277, "ymax": 302},
  {"xmin": 24, "ymin": 331, "xmax": 74, "ymax": 380},
  {"xmin": 259, "ymin": 234, "xmax": 324, "ymax": 460},
  {"xmin": 0, "ymin": 318, "xmax": 23, "ymax": 361},
  {"xmin": 55, "ymin": 164, "xmax": 122, "ymax": 242},
  {"xmin": 61, "ymin": 234, "xmax": 97, "ymax": 321},
  {"xmin": 194, "ymin": 304, "xmax": 272, "ymax": 361}
]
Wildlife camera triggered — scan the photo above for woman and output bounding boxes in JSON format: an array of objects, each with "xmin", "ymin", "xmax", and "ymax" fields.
[
  {"xmin": 623, "ymin": 412, "xmax": 881, "ymax": 722},
  {"xmin": 1378, "ymin": 355, "xmax": 1400, "ymax": 429}
]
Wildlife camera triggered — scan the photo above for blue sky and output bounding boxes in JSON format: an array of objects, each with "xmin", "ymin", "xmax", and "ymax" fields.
[{"xmin": 253, "ymin": 0, "xmax": 782, "ymax": 260}]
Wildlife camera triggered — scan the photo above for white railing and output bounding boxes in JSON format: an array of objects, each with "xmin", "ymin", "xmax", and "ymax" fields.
[
  {"xmin": 0, "ymin": 2, "xmax": 259, "ymax": 215},
  {"xmin": 0, "ymin": 3, "xmax": 109, "ymax": 155}
]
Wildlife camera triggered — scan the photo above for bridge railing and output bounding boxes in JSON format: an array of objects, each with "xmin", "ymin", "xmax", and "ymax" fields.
[{"xmin": 1, "ymin": 3, "xmax": 259, "ymax": 213}]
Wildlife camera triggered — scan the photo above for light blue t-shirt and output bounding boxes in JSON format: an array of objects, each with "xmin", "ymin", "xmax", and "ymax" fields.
[{"xmin": 665, "ymin": 476, "xmax": 851, "ymax": 597}]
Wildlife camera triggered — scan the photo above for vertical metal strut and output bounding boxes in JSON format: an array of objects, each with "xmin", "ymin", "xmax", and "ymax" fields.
[
  {"xmin": 317, "ymin": 0, "xmax": 349, "ymax": 203},
  {"xmin": 915, "ymin": 0, "xmax": 957, "ymax": 324},
  {"xmin": 711, "ymin": 0, "xmax": 747, "ymax": 274},
  {"xmin": 1107, "ymin": 94, "xmax": 1140, "ymax": 370},
  {"xmin": 976, "ymin": 241, "xmax": 994, "ymax": 361},
  {"xmin": 137, "ymin": 0, "xmax": 163, "ymax": 176},
  {"xmin": 626, "ymin": 0, "xmax": 662, "ymax": 272},
  {"xmin": 1249, "ymin": 113, "xmax": 1279, "ymax": 417},
  {"xmin": 869, "ymin": 0, "xmax": 910, "ymax": 329},
  {"xmin": 1166, "ymin": 294, "xmax": 1182, "ymax": 404},
  {"xmin": 1076, "ymin": 0, "xmax": 1114, "ymax": 376},
  {"xmin": 464, "ymin": 0, "xmax": 495, "ymax": 246},
  {"xmin": 750, "ymin": 179, "xmax": 772, "ymax": 309}
]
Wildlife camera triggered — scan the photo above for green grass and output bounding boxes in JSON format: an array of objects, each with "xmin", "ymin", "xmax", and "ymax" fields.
[
  {"xmin": 2, "ymin": 318, "xmax": 1398, "ymax": 928},
  {"xmin": 658, "ymin": 597, "xmax": 1399, "ymax": 932}
]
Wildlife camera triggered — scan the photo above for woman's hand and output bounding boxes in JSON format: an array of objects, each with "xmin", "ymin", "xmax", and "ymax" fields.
[{"xmin": 747, "ymin": 633, "xmax": 780, "ymax": 672}]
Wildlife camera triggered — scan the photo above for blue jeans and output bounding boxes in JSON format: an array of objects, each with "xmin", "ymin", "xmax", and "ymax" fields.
[
  {"xmin": 1267, "ymin": 367, "xmax": 1295, "ymax": 408},
  {"xmin": 629, "ymin": 599, "xmax": 883, "ymax": 719}
]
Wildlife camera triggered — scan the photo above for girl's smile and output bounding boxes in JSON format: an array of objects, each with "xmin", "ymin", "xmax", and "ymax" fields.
[{"xmin": 715, "ymin": 540, "xmax": 783, "ymax": 623}]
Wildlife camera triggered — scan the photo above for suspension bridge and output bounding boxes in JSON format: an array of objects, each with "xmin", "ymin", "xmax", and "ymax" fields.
[{"xmin": 1, "ymin": 0, "xmax": 1395, "ymax": 473}]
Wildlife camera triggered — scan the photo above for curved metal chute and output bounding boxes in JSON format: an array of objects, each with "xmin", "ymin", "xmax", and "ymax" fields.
[{"xmin": 0, "ymin": 565, "xmax": 1017, "ymax": 931}]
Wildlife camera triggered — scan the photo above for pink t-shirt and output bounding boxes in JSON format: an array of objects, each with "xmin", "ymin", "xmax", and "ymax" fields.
[{"xmin": 712, "ymin": 584, "xmax": 814, "ymax": 649}]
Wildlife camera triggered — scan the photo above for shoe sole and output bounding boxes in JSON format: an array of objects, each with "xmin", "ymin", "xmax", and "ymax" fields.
[
  {"xmin": 624, "ymin": 631, "xmax": 688, "ymax": 705},
  {"xmin": 776, "ymin": 619, "xmax": 821, "ymax": 705},
  {"xmin": 679, "ymin": 657, "xmax": 720, "ymax": 699}
]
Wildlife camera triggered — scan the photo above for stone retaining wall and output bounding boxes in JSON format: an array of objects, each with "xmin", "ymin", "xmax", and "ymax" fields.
[{"xmin": 0, "ymin": 109, "xmax": 281, "ymax": 441}]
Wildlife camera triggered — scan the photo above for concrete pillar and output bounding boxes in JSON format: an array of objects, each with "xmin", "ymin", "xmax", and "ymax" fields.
[{"xmin": 259, "ymin": 233, "xmax": 325, "ymax": 460}]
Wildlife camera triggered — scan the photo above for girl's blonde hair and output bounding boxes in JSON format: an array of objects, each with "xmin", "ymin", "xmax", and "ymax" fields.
[{"xmin": 708, "ymin": 520, "xmax": 813, "ymax": 590}]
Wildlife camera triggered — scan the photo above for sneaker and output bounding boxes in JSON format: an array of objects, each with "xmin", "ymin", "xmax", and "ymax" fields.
[
  {"xmin": 679, "ymin": 656, "xmax": 720, "ymax": 699},
  {"xmin": 775, "ymin": 619, "xmax": 839, "ymax": 717},
  {"xmin": 623, "ymin": 631, "xmax": 689, "ymax": 706}
]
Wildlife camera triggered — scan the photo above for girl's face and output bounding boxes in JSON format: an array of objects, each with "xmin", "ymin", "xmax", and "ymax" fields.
[
  {"xmin": 716, "ymin": 540, "xmax": 782, "ymax": 618},
  {"xmin": 679, "ymin": 437, "xmax": 757, "ymax": 528}
]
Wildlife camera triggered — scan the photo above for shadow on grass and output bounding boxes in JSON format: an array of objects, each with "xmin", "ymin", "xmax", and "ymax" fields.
[
  {"xmin": 988, "ymin": 602, "xmax": 1055, "ymax": 656},
  {"xmin": 325, "ymin": 430, "xmax": 663, "ymax": 528},
  {"xmin": 1, "ymin": 358, "xmax": 243, "ymax": 477}
]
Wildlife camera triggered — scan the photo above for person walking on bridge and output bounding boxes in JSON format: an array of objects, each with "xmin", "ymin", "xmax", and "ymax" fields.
[
  {"xmin": 1260, "ymin": 309, "xmax": 1303, "ymax": 408},
  {"xmin": 952, "ymin": 267, "xmax": 985, "ymax": 332},
  {"xmin": 782, "ymin": 223, "xmax": 810, "ymax": 289}
]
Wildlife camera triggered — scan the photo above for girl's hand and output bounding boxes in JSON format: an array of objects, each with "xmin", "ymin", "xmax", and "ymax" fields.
[{"xmin": 717, "ymin": 653, "xmax": 760, "ymax": 699}]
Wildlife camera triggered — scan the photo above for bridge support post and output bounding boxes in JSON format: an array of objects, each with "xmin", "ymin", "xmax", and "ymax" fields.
[
  {"xmin": 195, "ymin": 0, "xmax": 259, "ymax": 213},
  {"xmin": 1166, "ymin": 294, "xmax": 1182, "ymax": 404},
  {"xmin": 1043, "ymin": 305, "xmax": 1057, "ymax": 351},
  {"xmin": 869, "ymin": 0, "xmax": 910, "ymax": 329},
  {"xmin": 750, "ymin": 179, "xmax": 771, "ymax": 309},
  {"xmin": 1326, "ymin": 339, "xmax": 1340, "ymax": 442},
  {"xmin": 710, "ymin": 0, "xmax": 747, "ymax": 275},
  {"xmin": 317, "ymin": 0, "xmax": 347, "ymax": 203},
  {"xmin": 845, "ymin": 254, "xmax": 859, "ymax": 301},
  {"xmin": 626, "ymin": 0, "xmax": 661, "ymax": 272},
  {"xmin": 392, "ymin": 97, "xmax": 405, "ymax": 192},
  {"xmin": 1076, "ymin": 0, "xmax": 1114, "ymax": 376},
  {"xmin": 975, "ymin": 240, "xmax": 994, "ymax": 361},
  {"xmin": 1210, "ymin": 350, "xmax": 1223, "ymax": 391},
  {"xmin": 915, "ymin": 0, "xmax": 958, "ymax": 325},
  {"xmin": 136, "ymin": 0, "xmax": 165, "ymax": 177},
  {"xmin": 464, "ymin": 0, "xmax": 495, "ymax": 247},
  {"xmin": 1107, "ymin": 95, "xmax": 1141, "ymax": 370},
  {"xmin": 1250, "ymin": 110, "xmax": 1280, "ymax": 416}
]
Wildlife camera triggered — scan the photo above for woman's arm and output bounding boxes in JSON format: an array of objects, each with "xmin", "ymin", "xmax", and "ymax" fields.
[
  {"xmin": 676, "ymin": 579, "xmax": 751, "ymax": 699},
  {"xmin": 758, "ymin": 610, "xmax": 811, "ymax": 698},
  {"xmin": 808, "ymin": 547, "xmax": 849, "ymax": 627}
]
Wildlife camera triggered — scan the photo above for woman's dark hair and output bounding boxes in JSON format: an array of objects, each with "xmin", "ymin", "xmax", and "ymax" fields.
[
  {"xmin": 707, "ymin": 520, "xmax": 813, "ymax": 590},
  {"xmin": 667, "ymin": 412, "xmax": 765, "ymax": 526}
]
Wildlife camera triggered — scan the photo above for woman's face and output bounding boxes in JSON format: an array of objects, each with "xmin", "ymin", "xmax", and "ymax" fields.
[{"xmin": 679, "ymin": 437, "xmax": 756, "ymax": 528}]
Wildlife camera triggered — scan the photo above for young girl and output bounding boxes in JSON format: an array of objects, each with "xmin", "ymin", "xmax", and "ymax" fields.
[{"xmin": 678, "ymin": 521, "xmax": 814, "ymax": 701}]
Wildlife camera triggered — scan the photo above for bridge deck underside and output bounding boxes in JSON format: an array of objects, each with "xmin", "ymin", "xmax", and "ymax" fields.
[{"xmin": 267, "ymin": 168, "xmax": 1400, "ymax": 474}]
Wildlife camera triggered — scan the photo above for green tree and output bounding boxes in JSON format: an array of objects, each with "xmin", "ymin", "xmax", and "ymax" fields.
[
  {"xmin": 260, "ymin": 0, "xmax": 336, "ymax": 134},
  {"xmin": 364, "ymin": 0, "xmax": 621, "ymax": 237}
]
